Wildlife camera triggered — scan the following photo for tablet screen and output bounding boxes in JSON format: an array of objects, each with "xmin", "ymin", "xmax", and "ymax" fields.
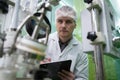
[{"xmin": 39, "ymin": 60, "xmax": 72, "ymax": 80}]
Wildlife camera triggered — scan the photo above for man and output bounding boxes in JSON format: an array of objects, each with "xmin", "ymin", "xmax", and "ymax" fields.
[{"xmin": 41, "ymin": 5, "xmax": 88, "ymax": 80}]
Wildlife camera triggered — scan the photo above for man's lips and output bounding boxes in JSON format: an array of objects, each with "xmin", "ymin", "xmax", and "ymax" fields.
[{"xmin": 60, "ymin": 30, "xmax": 68, "ymax": 32}]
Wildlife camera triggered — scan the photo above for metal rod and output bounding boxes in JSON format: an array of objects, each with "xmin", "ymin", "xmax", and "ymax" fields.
[
  {"xmin": 94, "ymin": 45, "xmax": 105, "ymax": 80},
  {"xmin": 9, "ymin": 0, "xmax": 20, "ymax": 29},
  {"xmin": 90, "ymin": 4, "xmax": 105, "ymax": 80},
  {"xmin": 31, "ymin": 13, "xmax": 44, "ymax": 39}
]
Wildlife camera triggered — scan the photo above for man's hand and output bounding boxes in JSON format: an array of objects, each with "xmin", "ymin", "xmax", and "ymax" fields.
[
  {"xmin": 40, "ymin": 58, "xmax": 51, "ymax": 64},
  {"xmin": 58, "ymin": 70, "xmax": 75, "ymax": 80}
]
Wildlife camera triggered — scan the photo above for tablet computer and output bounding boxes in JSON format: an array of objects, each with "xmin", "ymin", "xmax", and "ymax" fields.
[{"xmin": 39, "ymin": 60, "xmax": 72, "ymax": 80}]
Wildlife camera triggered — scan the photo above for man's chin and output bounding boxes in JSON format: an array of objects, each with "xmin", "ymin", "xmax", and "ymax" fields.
[
  {"xmin": 60, "ymin": 34, "xmax": 68, "ymax": 37},
  {"xmin": 59, "ymin": 32, "xmax": 68, "ymax": 36}
]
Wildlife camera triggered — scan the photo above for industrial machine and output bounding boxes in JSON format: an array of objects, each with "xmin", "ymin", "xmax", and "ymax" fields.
[
  {"xmin": 0, "ymin": 0, "xmax": 60, "ymax": 80},
  {"xmin": 81, "ymin": 0, "xmax": 120, "ymax": 80}
]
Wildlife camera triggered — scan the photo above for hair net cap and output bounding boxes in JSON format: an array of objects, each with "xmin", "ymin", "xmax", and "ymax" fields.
[{"xmin": 55, "ymin": 5, "xmax": 77, "ymax": 21}]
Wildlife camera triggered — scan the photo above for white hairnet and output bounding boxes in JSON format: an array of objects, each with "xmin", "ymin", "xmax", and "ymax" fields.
[{"xmin": 55, "ymin": 5, "xmax": 77, "ymax": 21}]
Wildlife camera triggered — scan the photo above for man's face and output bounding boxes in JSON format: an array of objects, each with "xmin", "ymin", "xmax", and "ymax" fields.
[{"xmin": 56, "ymin": 17, "xmax": 76, "ymax": 38}]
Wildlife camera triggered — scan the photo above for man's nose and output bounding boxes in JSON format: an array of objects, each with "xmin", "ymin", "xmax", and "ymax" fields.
[{"xmin": 61, "ymin": 22, "xmax": 66, "ymax": 27}]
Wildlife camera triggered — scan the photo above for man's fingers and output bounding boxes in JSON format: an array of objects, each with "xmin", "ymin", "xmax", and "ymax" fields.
[{"xmin": 40, "ymin": 58, "xmax": 51, "ymax": 64}]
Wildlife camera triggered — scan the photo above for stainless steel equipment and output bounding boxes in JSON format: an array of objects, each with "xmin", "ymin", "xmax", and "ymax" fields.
[{"xmin": 0, "ymin": 0, "xmax": 60, "ymax": 80}]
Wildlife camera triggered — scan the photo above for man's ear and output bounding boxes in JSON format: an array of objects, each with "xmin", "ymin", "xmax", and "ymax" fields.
[{"xmin": 74, "ymin": 23, "xmax": 76, "ymax": 28}]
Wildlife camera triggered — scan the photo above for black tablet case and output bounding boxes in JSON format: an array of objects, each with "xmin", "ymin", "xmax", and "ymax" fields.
[{"xmin": 39, "ymin": 60, "xmax": 72, "ymax": 80}]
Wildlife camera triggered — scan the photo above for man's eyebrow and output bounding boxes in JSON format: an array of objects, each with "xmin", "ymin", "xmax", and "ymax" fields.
[{"xmin": 57, "ymin": 19, "xmax": 73, "ymax": 20}]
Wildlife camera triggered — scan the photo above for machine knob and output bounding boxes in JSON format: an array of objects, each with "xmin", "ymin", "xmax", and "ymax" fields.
[
  {"xmin": 84, "ymin": 0, "xmax": 93, "ymax": 4},
  {"xmin": 87, "ymin": 31, "xmax": 97, "ymax": 41}
]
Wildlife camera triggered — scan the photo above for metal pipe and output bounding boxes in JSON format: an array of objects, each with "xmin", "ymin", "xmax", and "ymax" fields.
[
  {"xmin": 31, "ymin": 8, "xmax": 45, "ymax": 39},
  {"xmin": 9, "ymin": 15, "xmax": 39, "ymax": 54}
]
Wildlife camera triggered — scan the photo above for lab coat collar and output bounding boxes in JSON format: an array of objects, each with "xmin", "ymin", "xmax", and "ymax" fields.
[
  {"xmin": 50, "ymin": 32, "xmax": 79, "ymax": 46},
  {"xmin": 48, "ymin": 32, "xmax": 80, "ymax": 57}
]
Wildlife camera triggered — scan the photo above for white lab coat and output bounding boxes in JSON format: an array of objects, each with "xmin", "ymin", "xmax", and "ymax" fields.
[{"xmin": 45, "ymin": 32, "xmax": 88, "ymax": 80}]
